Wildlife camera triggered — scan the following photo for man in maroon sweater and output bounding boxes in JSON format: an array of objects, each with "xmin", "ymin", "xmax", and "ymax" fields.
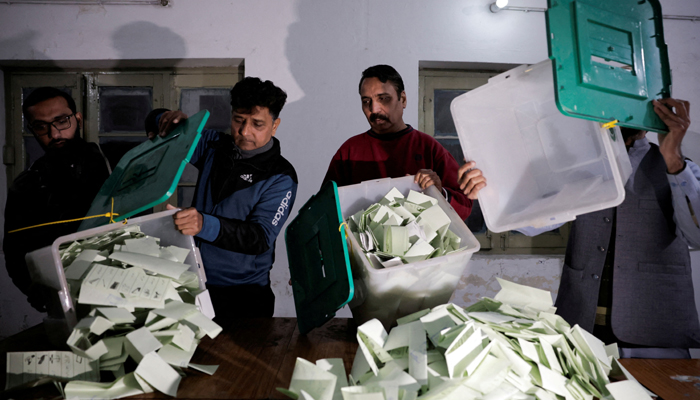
[{"xmin": 323, "ymin": 64, "xmax": 478, "ymax": 220}]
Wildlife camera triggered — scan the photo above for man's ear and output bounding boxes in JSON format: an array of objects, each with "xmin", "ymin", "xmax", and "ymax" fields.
[
  {"xmin": 272, "ymin": 118, "xmax": 281, "ymax": 136},
  {"xmin": 74, "ymin": 112, "xmax": 84, "ymax": 138},
  {"xmin": 401, "ymin": 91, "xmax": 407, "ymax": 108}
]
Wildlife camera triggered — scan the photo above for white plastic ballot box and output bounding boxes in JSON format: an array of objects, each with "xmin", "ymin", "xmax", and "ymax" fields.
[
  {"xmin": 287, "ymin": 175, "xmax": 480, "ymax": 332},
  {"xmin": 22, "ymin": 110, "xmax": 213, "ymax": 344},
  {"xmin": 25, "ymin": 210, "xmax": 212, "ymax": 344},
  {"xmin": 341, "ymin": 177, "xmax": 480, "ymax": 329},
  {"xmin": 451, "ymin": 59, "xmax": 632, "ymax": 233}
]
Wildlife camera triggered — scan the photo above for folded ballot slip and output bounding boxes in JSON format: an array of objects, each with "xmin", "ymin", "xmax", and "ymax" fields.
[{"xmin": 279, "ymin": 279, "xmax": 655, "ymax": 400}]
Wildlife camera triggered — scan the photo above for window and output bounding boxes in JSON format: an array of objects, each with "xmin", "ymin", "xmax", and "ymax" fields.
[
  {"xmin": 419, "ymin": 68, "xmax": 571, "ymax": 254},
  {"xmin": 4, "ymin": 66, "xmax": 242, "ymax": 211}
]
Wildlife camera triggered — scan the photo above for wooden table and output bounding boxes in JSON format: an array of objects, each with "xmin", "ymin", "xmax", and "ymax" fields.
[
  {"xmin": 619, "ymin": 358, "xmax": 700, "ymax": 400},
  {"xmin": 4, "ymin": 320, "xmax": 700, "ymax": 400},
  {"xmin": 0, "ymin": 318, "xmax": 359, "ymax": 400}
]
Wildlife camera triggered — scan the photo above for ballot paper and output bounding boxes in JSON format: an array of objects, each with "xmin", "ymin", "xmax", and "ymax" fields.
[
  {"xmin": 64, "ymin": 372, "xmax": 147, "ymax": 400},
  {"xmin": 279, "ymin": 279, "xmax": 652, "ymax": 400},
  {"xmin": 78, "ymin": 265, "xmax": 168, "ymax": 308},
  {"xmin": 64, "ymin": 250, "xmax": 106, "ymax": 281},
  {"xmin": 134, "ymin": 352, "xmax": 182, "ymax": 397},
  {"xmin": 5, "ymin": 351, "xmax": 99, "ymax": 390},
  {"xmin": 108, "ymin": 251, "xmax": 190, "ymax": 279},
  {"xmin": 348, "ymin": 188, "xmax": 463, "ymax": 268},
  {"xmin": 8, "ymin": 226, "xmax": 222, "ymax": 399}
]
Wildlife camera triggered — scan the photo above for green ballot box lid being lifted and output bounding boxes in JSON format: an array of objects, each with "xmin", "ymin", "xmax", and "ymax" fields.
[
  {"xmin": 285, "ymin": 181, "xmax": 354, "ymax": 335},
  {"xmin": 79, "ymin": 110, "xmax": 210, "ymax": 231},
  {"xmin": 546, "ymin": 0, "xmax": 671, "ymax": 133}
]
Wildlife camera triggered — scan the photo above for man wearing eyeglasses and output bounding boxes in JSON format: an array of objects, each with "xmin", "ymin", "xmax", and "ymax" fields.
[{"xmin": 3, "ymin": 87, "xmax": 111, "ymax": 311}]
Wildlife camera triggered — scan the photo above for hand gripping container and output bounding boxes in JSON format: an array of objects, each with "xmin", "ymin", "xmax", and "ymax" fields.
[
  {"xmin": 24, "ymin": 110, "xmax": 213, "ymax": 345},
  {"xmin": 451, "ymin": 60, "xmax": 631, "ymax": 233},
  {"xmin": 287, "ymin": 176, "xmax": 480, "ymax": 333}
]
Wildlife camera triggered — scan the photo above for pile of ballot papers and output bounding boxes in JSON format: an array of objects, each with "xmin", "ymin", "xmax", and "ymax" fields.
[
  {"xmin": 5, "ymin": 226, "xmax": 222, "ymax": 399},
  {"xmin": 348, "ymin": 188, "xmax": 463, "ymax": 268},
  {"xmin": 279, "ymin": 279, "xmax": 654, "ymax": 400}
]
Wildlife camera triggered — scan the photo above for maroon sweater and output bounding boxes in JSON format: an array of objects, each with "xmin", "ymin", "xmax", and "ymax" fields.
[{"xmin": 322, "ymin": 126, "xmax": 473, "ymax": 220}]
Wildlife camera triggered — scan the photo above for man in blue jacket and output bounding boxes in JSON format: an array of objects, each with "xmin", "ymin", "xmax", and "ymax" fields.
[{"xmin": 146, "ymin": 77, "xmax": 297, "ymax": 323}]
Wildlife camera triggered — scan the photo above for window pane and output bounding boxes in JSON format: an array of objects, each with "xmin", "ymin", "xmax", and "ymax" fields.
[
  {"xmin": 436, "ymin": 138, "xmax": 464, "ymax": 167},
  {"xmin": 178, "ymin": 186, "xmax": 196, "ymax": 208},
  {"xmin": 180, "ymin": 88, "xmax": 231, "ymax": 132},
  {"xmin": 99, "ymin": 87, "xmax": 153, "ymax": 133},
  {"xmin": 99, "ymin": 136, "xmax": 148, "ymax": 171},
  {"xmin": 23, "ymin": 136, "xmax": 44, "ymax": 170},
  {"xmin": 434, "ymin": 89, "xmax": 467, "ymax": 137}
]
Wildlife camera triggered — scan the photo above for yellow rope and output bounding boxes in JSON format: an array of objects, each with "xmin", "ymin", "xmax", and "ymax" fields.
[
  {"xmin": 8, "ymin": 198, "xmax": 121, "ymax": 234},
  {"xmin": 338, "ymin": 221, "xmax": 350, "ymax": 238},
  {"xmin": 602, "ymin": 119, "xmax": 619, "ymax": 129}
]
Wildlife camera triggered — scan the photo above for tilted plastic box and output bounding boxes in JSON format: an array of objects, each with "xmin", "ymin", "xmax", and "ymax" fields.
[
  {"xmin": 287, "ymin": 176, "xmax": 480, "ymax": 332},
  {"xmin": 451, "ymin": 59, "xmax": 632, "ymax": 233},
  {"xmin": 23, "ymin": 110, "xmax": 214, "ymax": 344},
  {"xmin": 25, "ymin": 211, "xmax": 211, "ymax": 345},
  {"xmin": 340, "ymin": 177, "xmax": 480, "ymax": 329}
]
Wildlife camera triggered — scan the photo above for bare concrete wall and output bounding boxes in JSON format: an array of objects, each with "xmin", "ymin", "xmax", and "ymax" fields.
[{"xmin": 450, "ymin": 255, "xmax": 564, "ymax": 307}]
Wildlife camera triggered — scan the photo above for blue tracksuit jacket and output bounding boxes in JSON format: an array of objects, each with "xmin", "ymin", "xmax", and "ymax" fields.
[{"xmin": 190, "ymin": 129, "xmax": 298, "ymax": 286}]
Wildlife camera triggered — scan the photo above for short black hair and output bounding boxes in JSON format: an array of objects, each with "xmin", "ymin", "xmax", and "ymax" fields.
[
  {"xmin": 23, "ymin": 87, "xmax": 77, "ymax": 122},
  {"xmin": 620, "ymin": 126, "xmax": 645, "ymax": 141},
  {"xmin": 230, "ymin": 77, "xmax": 287, "ymax": 120},
  {"xmin": 359, "ymin": 65, "xmax": 405, "ymax": 97}
]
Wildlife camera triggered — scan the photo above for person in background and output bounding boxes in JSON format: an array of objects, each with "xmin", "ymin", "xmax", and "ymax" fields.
[
  {"xmin": 323, "ymin": 64, "xmax": 474, "ymax": 220},
  {"xmin": 462, "ymin": 98, "xmax": 700, "ymax": 358},
  {"xmin": 4, "ymin": 87, "xmax": 111, "ymax": 311},
  {"xmin": 146, "ymin": 77, "xmax": 297, "ymax": 324}
]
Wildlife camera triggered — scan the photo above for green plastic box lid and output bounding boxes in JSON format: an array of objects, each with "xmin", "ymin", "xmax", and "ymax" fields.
[
  {"xmin": 546, "ymin": 0, "xmax": 671, "ymax": 133},
  {"xmin": 285, "ymin": 181, "xmax": 354, "ymax": 334},
  {"xmin": 79, "ymin": 110, "xmax": 209, "ymax": 231}
]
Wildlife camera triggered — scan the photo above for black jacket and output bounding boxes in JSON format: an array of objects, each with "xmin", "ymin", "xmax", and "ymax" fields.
[{"xmin": 3, "ymin": 139, "xmax": 110, "ymax": 308}]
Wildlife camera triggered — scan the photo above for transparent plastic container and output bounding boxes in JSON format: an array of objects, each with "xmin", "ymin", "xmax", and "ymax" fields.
[
  {"xmin": 337, "ymin": 176, "xmax": 480, "ymax": 329},
  {"xmin": 451, "ymin": 59, "xmax": 631, "ymax": 232},
  {"xmin": 25, "ymin": 210, "xmax": 212, "ymax": 345}
]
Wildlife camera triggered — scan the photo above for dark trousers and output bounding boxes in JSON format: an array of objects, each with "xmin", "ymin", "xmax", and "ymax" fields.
[{"xmin": 206, "ymin": 283, "xmax": 275, "ymax": 326}]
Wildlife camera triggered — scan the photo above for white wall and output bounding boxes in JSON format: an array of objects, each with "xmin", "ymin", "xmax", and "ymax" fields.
[{"xmin": 0, "ymin": 0, "xmax": 698, "ymax": 340}]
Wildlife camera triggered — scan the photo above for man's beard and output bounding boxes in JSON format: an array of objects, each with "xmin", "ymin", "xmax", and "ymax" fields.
[{"xmin": 45, "ymin": 123, "xmax": 84, "ymax": 159}]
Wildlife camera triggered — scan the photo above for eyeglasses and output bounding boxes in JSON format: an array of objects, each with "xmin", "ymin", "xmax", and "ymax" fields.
[{"xmin": 28, "ymin": 114, "xmax": 75, "ymax": 136}]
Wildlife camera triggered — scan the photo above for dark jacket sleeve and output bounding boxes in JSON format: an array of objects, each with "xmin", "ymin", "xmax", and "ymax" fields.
[
  {"xmin": 200, "ymin": 174, "xmax": 298, "ymax": 255},
  {"xmin": 4, "ymin": 171, "xmax": 41, "ymax": 295}
]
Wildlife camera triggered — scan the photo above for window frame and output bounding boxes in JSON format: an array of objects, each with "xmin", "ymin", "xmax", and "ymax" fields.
[{"xmin": 5, "ymin": 66, "xmax": 242, "ymax": 212}]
